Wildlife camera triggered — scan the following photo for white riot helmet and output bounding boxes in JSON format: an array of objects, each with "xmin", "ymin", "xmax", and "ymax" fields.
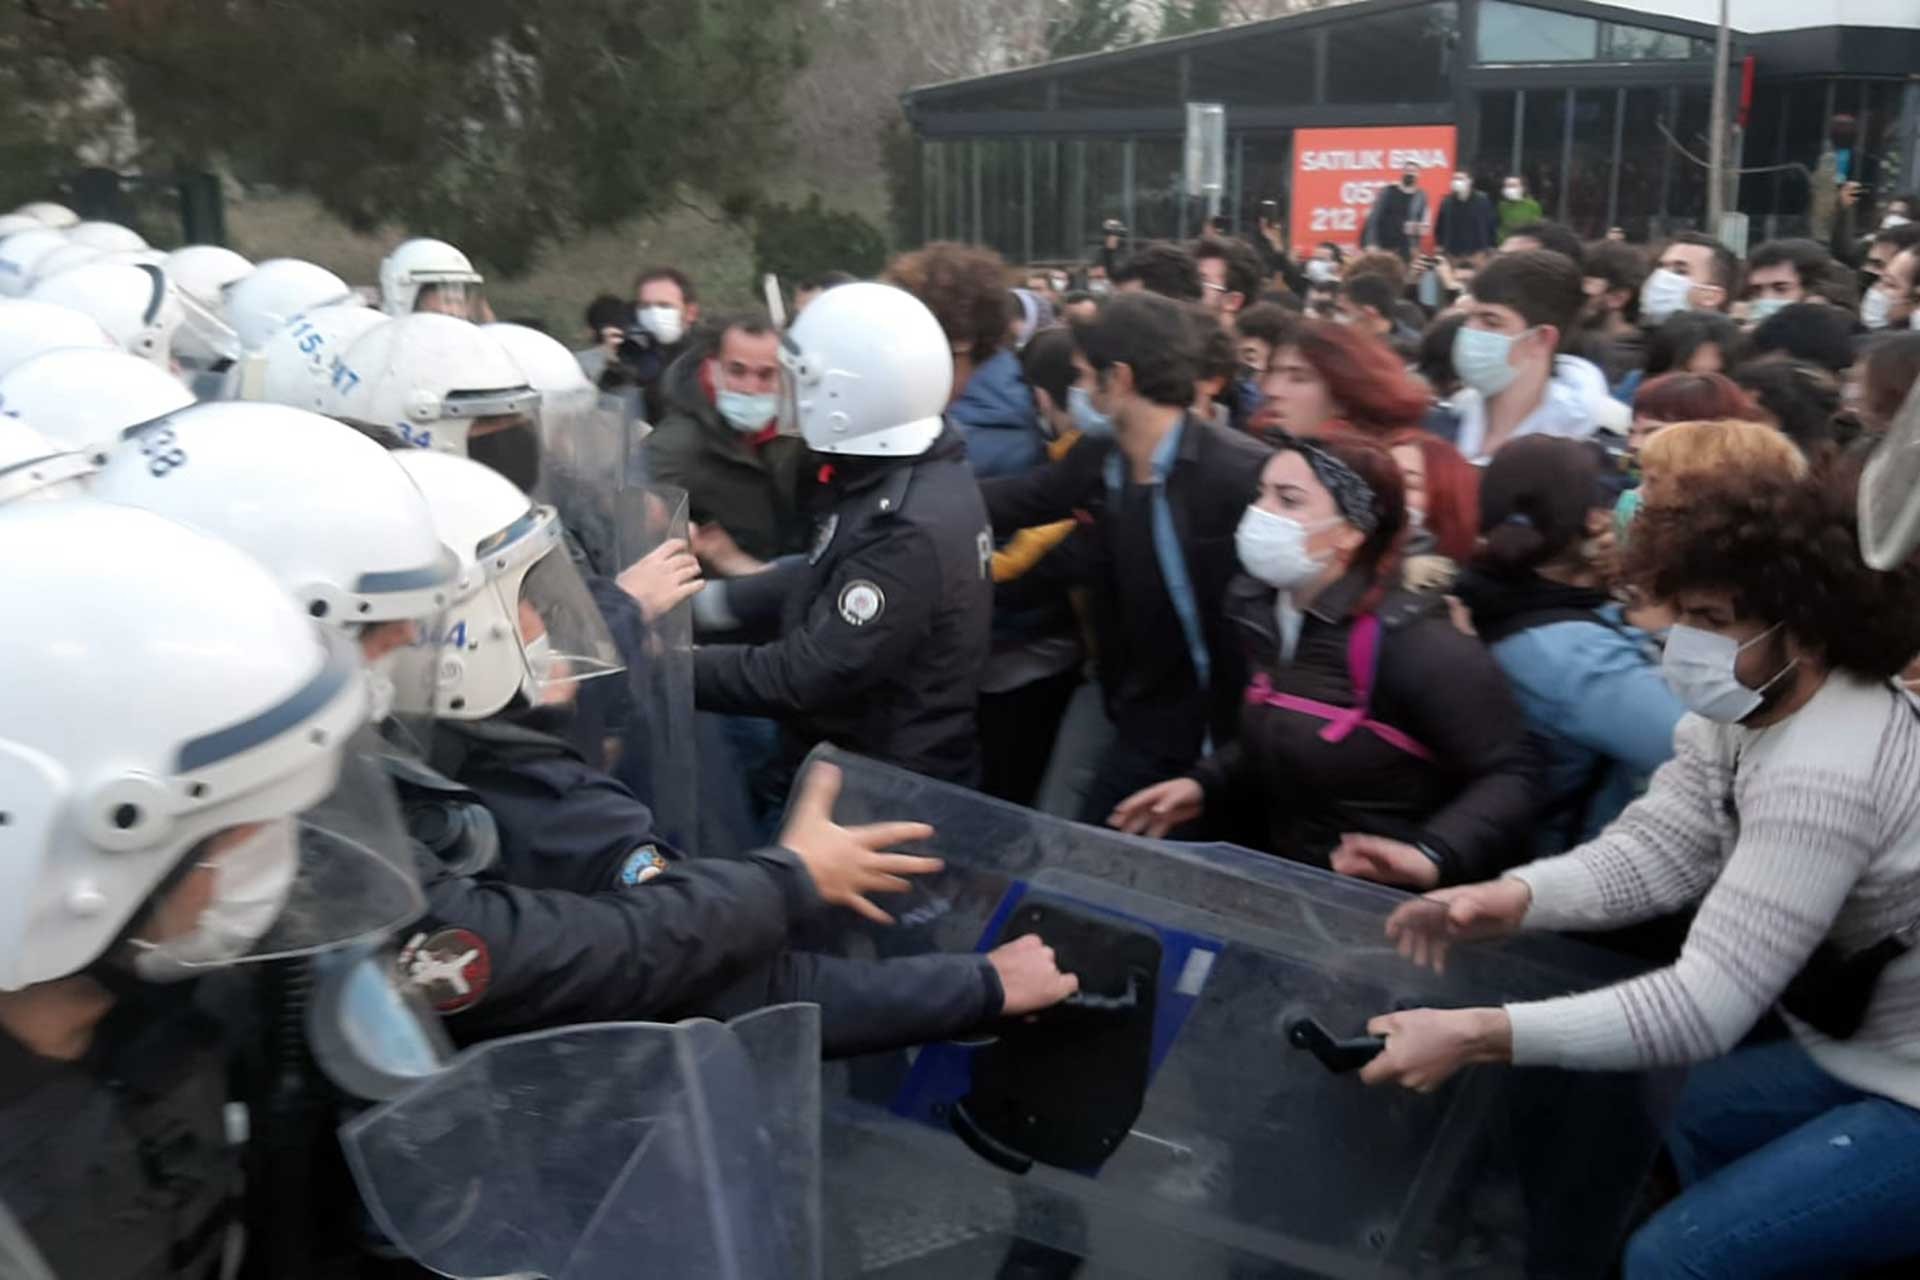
[
  {"xmin": 0, "ymin": 299, "xmax": 115, "ymax": 375},
  {"xmin": 0, "ymin": 415, "xmax": 95, "ymax": 504},
  {"xmin": 27, "ymin": 241, "xmax": 104, "ymax": 287},
  {"xmin": 0, "ymin": 498, "xmax": 423, "ymax": 990},
  {"xmin": 246, "ymin": 302, "xmax": 388, "ymax": 411},
  {"xmin": 778, "ymin": 281, "xmax": 952, "ymax": 457},
  {"xmin": 13, "ymin": 201, "xmax": 78, "ymax": 230},
  {"xmin": 392, "ymin": 450, "xmax": 623, "ymax": 720},
  {"xmin": 93, "ymin": 402, "xmax": 460, "ymax": 733},
  {"xmin": 28, "ymin": 261, "xmax": 189, "ymax": 370},
  {"xmin": 325, "ymin": 312, "xmax": 538, "ymax": 455},
  {"xmin": 379, "ymin": 238, "xmax": 483, "ymax": 318},
  {"xmin": 0, "ymin": 213, "xmax": 45, "ymax": 239},
  {"xmin": 228, "ymin": 258, "xmax": 353, "ymax": 352},
  {"xmin": 481, "ymin": 321, "xmax": 599, "ymax": 438},
  {"xmin": 165, "ymin": 245, "xmax": 254, "ymax": 320},
  {"xmin": 0, "ymin": 229, "xmax": 70, "ymax": 298},
  {"xmin": 66, "ymin": 221, "xmax": 147, "ymax": 254},
  {"xmin": 0, "ymin": 348, "xmax": 198, "ymax": 451}
]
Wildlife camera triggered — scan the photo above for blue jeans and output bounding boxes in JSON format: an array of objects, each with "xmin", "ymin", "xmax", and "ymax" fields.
[{"xmin": 1625, "ymin": 1038, "xmax": 1920, "ymax": 1278}]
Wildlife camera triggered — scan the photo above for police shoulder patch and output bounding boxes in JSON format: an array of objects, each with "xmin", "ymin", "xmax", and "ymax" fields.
[
  {"xmin": 619, "ymin": 843, "xmax": 668, "ymax": 886},
  {"xmin": 837, "ymin": 579, "xmax": 885, "ymax": 627},
  {"xmin": 396, "ymin": 928, "xmax": 492, "ymax": 1015}
]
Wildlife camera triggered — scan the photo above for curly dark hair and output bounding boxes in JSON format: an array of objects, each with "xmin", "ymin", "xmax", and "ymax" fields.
[
  {"xmin": 883, "ymin": 241, "xmax": 1013, "ymax": 365},
  {"xmin": 1625, "ymin": 454, "xmax": 1920, "ymax": 679}
]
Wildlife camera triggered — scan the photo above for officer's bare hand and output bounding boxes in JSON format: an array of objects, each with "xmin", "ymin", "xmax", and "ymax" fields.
[
  {"xmin": 689, "ymin": 521, "xmax": 766, "ymax": 578},
  {"xmin": 616, "ymin": 538, "xmax": 702, "ymax": 623},
  {"xmin": 780, "ymin": 762, "xmax": 942, "ymax": 925},
  {"xmin": 988, "ymin": 934, "xmax": 1080, "ymax": 1016}
]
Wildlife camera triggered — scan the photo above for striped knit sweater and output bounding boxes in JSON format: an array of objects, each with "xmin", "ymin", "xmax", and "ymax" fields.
[{"xmin": 1503, "ymin": 674, "xmax": 1920, "ymax": 1109}]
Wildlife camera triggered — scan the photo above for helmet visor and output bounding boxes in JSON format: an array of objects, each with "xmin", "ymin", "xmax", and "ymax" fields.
[
  {"xmin": 497, "ymin": 547, "xmax": 625, "ymax": 705},
  {"xmin": 366, "ymin": 609, "xmax": 450, "ymax": 759},
  {"xmin": 132, "ymin": 727, "xmax": 425, "ymax": 973},
  {"xmin": 172, "ymin": 285, "xmax": 243, "ymax": 366},
  {"xmin": 774, "ymin": 330, "xmax": 807, "ymax": 441}
]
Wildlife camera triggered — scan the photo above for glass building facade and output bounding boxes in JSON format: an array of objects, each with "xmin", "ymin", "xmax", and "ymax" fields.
[{"xmin": 902, "ymin": 0, "xmax": 1920, "ymax": 261}]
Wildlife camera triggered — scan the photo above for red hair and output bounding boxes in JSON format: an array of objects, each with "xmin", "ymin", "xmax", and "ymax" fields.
[
  {"xmin": 1388, "ymin": 429, "xmax": 1480, "ymax": 563},
  {"xmin": 1287, "ymin": 320, "xmax": 1430, "ymax": 438},
  {"xmin": 1632, "ymin": 372, "xmax": 1763, "ymax": 425}
]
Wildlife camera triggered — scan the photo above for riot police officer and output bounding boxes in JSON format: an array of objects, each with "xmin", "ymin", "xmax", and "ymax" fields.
[
  {"xmin": 694, "ymin": 282, "xmax": 995, "ymax": 786},
  {"xmin": 0, "ymin": 495, "xmax": 418, "ymax": 1280}
]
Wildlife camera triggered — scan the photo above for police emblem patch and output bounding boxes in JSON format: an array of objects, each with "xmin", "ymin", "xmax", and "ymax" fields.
[
  {"xmin": 619, "ymin": 843, "xmax": 667, "ymax": 886},
  {"xmin": 809, "ymin": 513, "xmax": 839, "ymax": 566},
  {"xmin": 397, "ymin": 928, "xmax": 492, "ymax": 1014},
  {"xmin": 838, "ymin": 579, "xmax": 885, "ymax": 626}
]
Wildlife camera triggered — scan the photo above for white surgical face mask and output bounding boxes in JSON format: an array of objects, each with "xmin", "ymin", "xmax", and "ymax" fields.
[
  {"xmin": 1235, "ymin": 505, "xmax": 1333, "ymax": 591},
  {"xmin": 132, "ymin": 819, "xmax": 300, "ymax": 982},
  {"xmin": 637, "ymin": 305, "xmax": 685, "ymax": 345},
  {"xmin": 1452, "ymin": 179, "xmax": 1470, "ymax": 198},
  {"xmin": 365, "ymin": 653, "xmax": 399, "ymax": 724},
  {"xmin": 1502, "ymin": 184, "xmax": 1523, "ymax": 202},
  {"xmin": 1640, "ymin": 268, "xmax": 1694, "ymax": 326},
  {"xmin": 1452, "ymin": 324, "xmax": 1531, "ymax": 398},
  {"xmin": 1884, "ymin": 213, "xmax": 1912, "ymax": 230},
  {"xmin": 716, "ymin": 387, "xmax": 778, "ymax": 434},
  {"xmin": 1862, "ymin": 286, "xmax": 1894, "ymax": 331},
  {"xmin": 1745, "ymin": 297, "xmax": 1790, "ymax": 325},
  {"xmin": 1306, "ymin": 259, "xmax": 1340, "ymax": 285},
  {"xmin": 1068, "ymin": 384, "xmax": 1114, "ymax": 438},
  {"xmin": 1661, "ymin": 621, "xmax": 1796, "ymax": 724}
]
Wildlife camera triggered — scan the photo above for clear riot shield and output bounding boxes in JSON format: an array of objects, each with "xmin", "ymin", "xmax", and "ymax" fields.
[
  {"xmin": 0, "ymin": 1199, "xmax": 56, "ymax": 1280},
  {"xmin": 796, "ymin": 746, "xmax": 1681, "ymax": 1280},
  {"xmin": 341, "ymin": 1003, "xmax": 823, "ymax": 1280},
  {"xmin": 538, "ymin": 391, "xmax": 633, "ymax": 582},
  {"xmin": 604, "ymin": 483, "xmax": 698, "ymax": 853}
]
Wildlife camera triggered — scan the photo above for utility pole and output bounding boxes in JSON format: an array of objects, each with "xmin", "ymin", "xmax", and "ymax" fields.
[{"xmin": 1706, "ymin": 0, "xmax": 1731, "ymax": 229}]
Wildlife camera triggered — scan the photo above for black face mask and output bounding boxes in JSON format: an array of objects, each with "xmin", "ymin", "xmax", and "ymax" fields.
[{"xmin": 468, "ymin": 422, "xmax": 542, "ymax": 494}]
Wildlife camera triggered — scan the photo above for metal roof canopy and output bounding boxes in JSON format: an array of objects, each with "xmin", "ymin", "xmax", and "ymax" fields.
[{"xmin": 903, "ymin": 0, "xmax": 1728, "ymax": 111}]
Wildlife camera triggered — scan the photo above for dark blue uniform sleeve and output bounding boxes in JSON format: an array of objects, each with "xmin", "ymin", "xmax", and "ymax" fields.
[
  {"xmin": 695, "ymin": 950, "xmax": 1006, "ymax": 1058},
  {"xmin": 695, "ymin": 525, "xmax": 940, "ymax": 718},
  {"xmin": 418, "ymin": 846, "xmax": 823, "ymax": 1038}
]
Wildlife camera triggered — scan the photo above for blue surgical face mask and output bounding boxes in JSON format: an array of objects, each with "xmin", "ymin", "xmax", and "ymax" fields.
[
  {"xmin": 1452, "ymin": 324, "xmax": 1531, "ymax": 398},
  {"xmin": 716, "ymin": 388, "xmax": 778, "ymax": 434},
  {"xmin": 1746, "ymin": 297, "xmax": 1790, "ymax": 325},
  {"xmin": 1068, "ymin": 385, "xmax": 1114, "ymax": 438}
]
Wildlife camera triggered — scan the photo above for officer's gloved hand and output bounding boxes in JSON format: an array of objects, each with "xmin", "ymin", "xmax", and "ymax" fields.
[{"xmin": 778, "ymin": 762, "xmax": 944, "ymax": 924}]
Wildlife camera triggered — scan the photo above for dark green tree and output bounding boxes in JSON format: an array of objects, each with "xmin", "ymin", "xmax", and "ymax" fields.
[
  {"xmin": 1047, "ymin": 0, "xmax": 1136, "ymax": 59},
  {"xmin": 19, "ymin": 0, "xmax": 810, "ymax": 275},
  {"xmin": 1157, "ymin": 0, "xmax": 1229, "ymax": 39},
  {"xmin": 752, "ymin": 194, "xmax": 886, "ymax": 290}
]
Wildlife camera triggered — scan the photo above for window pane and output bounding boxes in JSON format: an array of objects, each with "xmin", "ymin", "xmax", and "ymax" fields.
[
  {"xmin": 1326, "ymin": 1, "xmax": 1455, "ymax": 103},
  {"xmin": 1133, "ymin": 137, "xmax": 1186, "ymax": 242},
  {"xmin": 1478, "ymin": 0, "xmax": 1597, "ymax": 63},
  {"xmin": 1599, "ymin": 23, "xmax": 1695, "ymax": 61},
  {"xmin": 1665, "ymin": 84, "xmax": 1712, "ymax": 234},
  {"xmin": 1235, "ymin": 133, "xmax": 1293, "ymax": 253},
  {"xmin": 1081, "ymin": 139, "xmax": 1128, "ymax": 261},
  {"xmin": 979, "ymin": 139, "xmax": 1023, "ymax": 259},
  {"xmin": 1614, "ymin": 89, "xmax": 1666, "ymax": 242},
  {"xmin": 1033, "ymin": 141, "xmax": 1064, "ymax": 261},
  {"xmin": 1473, "ymin": 91, "xmax": 1519, "ymax": 193},
  {"xmin": 1189, "ymin": 29, "xmax": 1316, "ymax": 106},
  {"xmin": 1566, "ymin": 89, "xmax": 1619, "ymax": 238},
  {"xmin": 1517, "ymin": 88, "xmax": 1568, "ymax": 222}
]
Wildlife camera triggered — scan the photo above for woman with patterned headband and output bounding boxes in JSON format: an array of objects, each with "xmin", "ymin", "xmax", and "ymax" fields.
[{"xmin": 1109, "ymin": 432, "xmax": 1536, "ymax": 889}]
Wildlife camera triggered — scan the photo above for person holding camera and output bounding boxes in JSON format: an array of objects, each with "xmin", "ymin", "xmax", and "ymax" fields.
[{"xmin": 594, "ymin": 265, "xmax": 703, "ymax": 423}]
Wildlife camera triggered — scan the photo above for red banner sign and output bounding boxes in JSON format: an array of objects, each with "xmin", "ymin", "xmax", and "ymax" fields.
[{"xmin": 1289, "ymin": 125, "xmax": 1459, "ymax": 257}]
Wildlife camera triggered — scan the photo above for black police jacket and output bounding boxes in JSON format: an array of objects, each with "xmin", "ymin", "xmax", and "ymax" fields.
[
  {"xmin": 694, "ymin": 426, "xmax": 994, "ymax": 786},
  {"xmin": 1, "ymin": 990, "xmax": 237, "ymax": 1280},
  {"xmin": 413, "ymin": 716, "xmax": 1004, "ymax": 1055}
]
